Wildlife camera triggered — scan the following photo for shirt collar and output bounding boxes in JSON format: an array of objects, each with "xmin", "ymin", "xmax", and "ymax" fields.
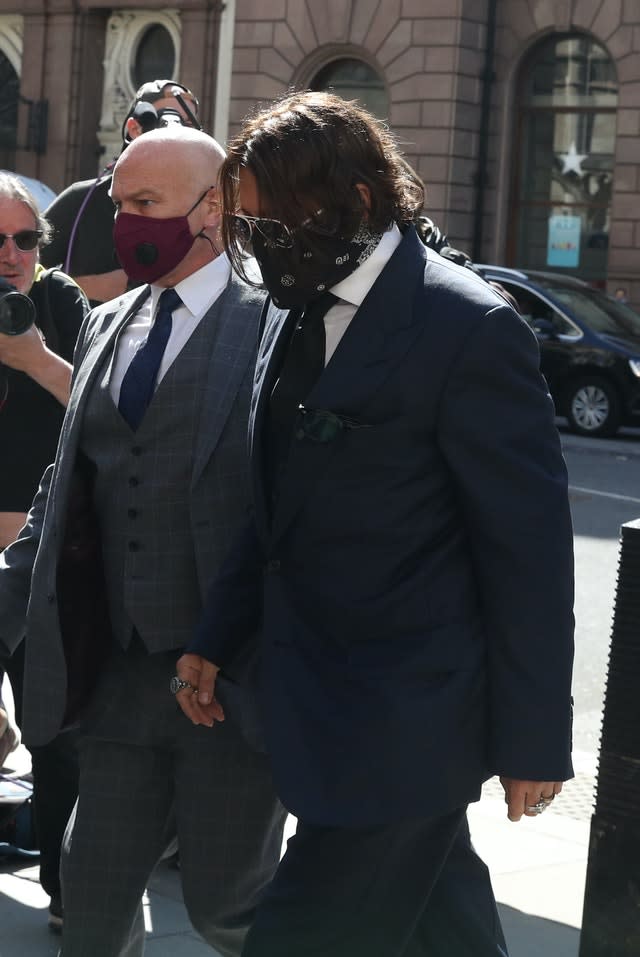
[
  {"xmin": 329, "ymin": 224, "xmax": 403, "ymax": 307},
  {"xmin": 149, "ymin": 252, "xmax": 232, "ymax": 318}
]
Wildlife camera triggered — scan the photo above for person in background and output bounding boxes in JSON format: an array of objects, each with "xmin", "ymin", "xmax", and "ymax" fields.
[
  {"xmin": 0, "ymin": 127, "xmax": 285, "ymax": 957},
  {"xmin": 178, "ymin": 91, "xmax": 575, "ymax": 957},
  {"xmin": 614, "ymin": 287, "xmax": 628, "ymax": 304},
  {"xmin": 41, "ymin": 79, "xmax": 200, "ymax": 306},
  {"xmin": 0, "ymin": 171, "xmax": 89, "ymax": 930}
]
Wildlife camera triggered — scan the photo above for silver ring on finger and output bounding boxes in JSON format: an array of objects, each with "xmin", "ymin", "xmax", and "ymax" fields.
[
  {"xmin": 170, "ymin": 676, "xmax": 194, "ymax": 695},
  {"xmin": 525, "ymin": 800, "xmax": 548, "ymax": 814}
]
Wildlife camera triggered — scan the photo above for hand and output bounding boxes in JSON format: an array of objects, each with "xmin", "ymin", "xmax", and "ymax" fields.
[
  {"xmin": 0, "ymin": 324, "xmax": 48, "ymax": 374},
  {"xmin": 174, "ymin": 653, "xmax": 225, "ymax": 727},
  {"xmin": 0, "ymin": 326, "xmax": 72, "ymax": 406},
  {"xmin": 499, "ymin": 777, "xmax": 563, "ymax": 822}
]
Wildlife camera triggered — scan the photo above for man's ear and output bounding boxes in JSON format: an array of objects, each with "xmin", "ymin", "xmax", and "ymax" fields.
[
  {"xmin": 355, "ymin": 182, "xmax": 371, "ymax": 210},
  {"xmin": 125, "ymin": 116, "xmax": 143, "ymax": 141},
  {"xmin": 203, "ymin": 187, "xmax": 222, "ymax": 229}
]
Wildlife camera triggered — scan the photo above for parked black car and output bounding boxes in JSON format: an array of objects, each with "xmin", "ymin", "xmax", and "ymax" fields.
[{"xmin": 476, "ymin": 265, "xmax": 640, "ymax": 437}]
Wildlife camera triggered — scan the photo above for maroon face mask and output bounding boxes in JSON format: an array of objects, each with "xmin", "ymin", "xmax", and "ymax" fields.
[{"xmin": 113, "ymin": 189, "xmax": 209, "ymax": 283}]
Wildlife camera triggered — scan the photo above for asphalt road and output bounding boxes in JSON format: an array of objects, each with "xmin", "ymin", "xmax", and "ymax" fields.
[{"xmin": 559, "ymin": 421, "xmax": 640, "ymax": 753}]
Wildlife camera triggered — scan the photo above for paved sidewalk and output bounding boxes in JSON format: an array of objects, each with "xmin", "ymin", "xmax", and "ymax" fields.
[{"xmin": 0, "ymin": 732, "xmax": 594, "ymax": 956}]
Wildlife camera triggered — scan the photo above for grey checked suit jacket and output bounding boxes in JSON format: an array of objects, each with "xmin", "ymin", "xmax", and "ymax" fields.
[{"xmin": 0, "ymin": 272, "xmax": 266, "ymax": 746}]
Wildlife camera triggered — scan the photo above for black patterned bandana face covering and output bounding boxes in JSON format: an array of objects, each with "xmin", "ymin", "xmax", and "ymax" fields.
[{"xmin": 252, "ymin": 221, "xmax": 383, "ymax": 309}]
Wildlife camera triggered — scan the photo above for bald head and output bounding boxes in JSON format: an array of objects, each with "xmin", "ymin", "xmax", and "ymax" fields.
[{"xmin": 115, "ymin": 126, "xmax": 226, "ymax": 194}]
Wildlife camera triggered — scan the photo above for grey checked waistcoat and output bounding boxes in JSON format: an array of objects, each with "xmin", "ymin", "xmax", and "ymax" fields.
[{"xmin": 80, "ymin": 304, "xmax": 222, "ymax": 652}]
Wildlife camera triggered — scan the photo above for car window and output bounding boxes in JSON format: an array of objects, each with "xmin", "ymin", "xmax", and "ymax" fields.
[
  {"xmin": 499, "ymin": 282, "xmax": 579, "ymax": 337},
  {"xmin": 550, "ymin": 287, "xmax": 640, "ymax": 339}
]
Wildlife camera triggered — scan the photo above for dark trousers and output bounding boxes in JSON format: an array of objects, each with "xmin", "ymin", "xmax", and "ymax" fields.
[
  {"xmin": 60, "ymin": 644, "xmax": 286, "ymax": 957},
  {"xmin": 2, "ymin": 644, "xmax": 79, "ymax": 900},
  {"xmin": 243, "ymin": 808, "xmax": 508, "ymax": 957}
]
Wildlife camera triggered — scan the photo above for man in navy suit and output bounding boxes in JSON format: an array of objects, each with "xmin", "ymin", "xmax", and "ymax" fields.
[{"xmin": 176, "ymin": 92, "xmax": 575, "ymax": 956}]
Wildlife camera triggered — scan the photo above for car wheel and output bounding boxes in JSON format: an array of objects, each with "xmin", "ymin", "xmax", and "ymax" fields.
[{"xmin": 564, "ymin": 376, "xmax": 621, "ymax": 437}]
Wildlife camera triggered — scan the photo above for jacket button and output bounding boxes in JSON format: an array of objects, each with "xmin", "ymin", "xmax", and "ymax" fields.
[
  {"xmin": 128, "ymin": 476, "xmax": 139, "ymax": 487},
  {"xmin": 127, "ymin": 508, "xmax": 138, "ymax": 519},
  {"xmin": 47, "ymin": 593, "xmax": 56, "ymax": 604},
  {"xmin": 265, "ymin": 559, "xmax": 281, "ymax": 573},
  {"xmin": 128, "ymin": 541, "xmax": 140, "ymax": 552}
]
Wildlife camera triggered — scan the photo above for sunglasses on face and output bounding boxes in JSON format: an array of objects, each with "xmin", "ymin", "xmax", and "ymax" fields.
[
  {"xmin": 0, "ymin": 230, "xmax": 42, "ymax": 251},
  {"xmin": 227, "ymin": 209, "xmax": 339, "ymax": 250}
]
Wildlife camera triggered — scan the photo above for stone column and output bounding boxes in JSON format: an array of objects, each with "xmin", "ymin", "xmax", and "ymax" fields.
[{"xmin": 179, "ymin": 1, "xmax": 224, "ymax": 137}]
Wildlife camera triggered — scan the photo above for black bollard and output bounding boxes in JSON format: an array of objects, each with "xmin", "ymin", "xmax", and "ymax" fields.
[{"xmin": 579, "ymin": 519, "xmax": 640, "ymax": 956}]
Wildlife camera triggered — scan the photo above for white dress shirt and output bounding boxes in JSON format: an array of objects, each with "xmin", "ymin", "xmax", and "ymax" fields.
[
  {"xmin": 323, "ymin": 225, "xmax": 403, "ymax": 365},
  {"xmin": 109, "ymin": 253, "xmax": 232, "ymax": 404}
]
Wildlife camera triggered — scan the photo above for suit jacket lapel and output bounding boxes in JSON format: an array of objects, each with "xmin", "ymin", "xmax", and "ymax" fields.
[
  {"xmin": 64, "ymin": 288, "xmax": 149, "ymax": 444},
  {"xmin": 46, "ymin": 288, "xmax": 150, "ymax": 536},
  {"xmin": 249, "ymin": 299, "xmax": 298, "ymax": 544},
  {"xmin": 268, "ymin": 226, "xmax": 428, "ymax": 547},
  {"xmin": 191, "ymin": 276, "xmax": 265, "ymax": 486}
]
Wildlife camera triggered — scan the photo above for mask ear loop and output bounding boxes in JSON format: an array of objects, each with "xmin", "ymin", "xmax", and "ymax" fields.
[{"xmin": 194, "ymin": 187, "xmax": 222, "ymax": 257}]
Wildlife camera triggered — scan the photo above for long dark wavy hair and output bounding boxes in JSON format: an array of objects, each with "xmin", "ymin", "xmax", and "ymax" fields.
[{"xmin": 219, "ymin": 90, "xmax": 424, "ymax": 283}]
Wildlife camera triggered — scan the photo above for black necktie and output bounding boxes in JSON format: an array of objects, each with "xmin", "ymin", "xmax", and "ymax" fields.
[
  {"xmin": 267, "ymin": 291, "xmax": 337, "ymax": 496},
  {"xmin": 118, "ymin": 287, "xmax": 181, "ymax": 431}
]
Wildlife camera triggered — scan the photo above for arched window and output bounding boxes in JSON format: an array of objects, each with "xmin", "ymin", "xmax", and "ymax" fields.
[
  {"xmin": 132, "ymin": 24, "xmax": 175, "ymax": 89},
  {"xmin": 509, "ymin": 35, "xmax": 618, "ymax": 284},
  {"xmin": 311, "ymin": 58, "xmax": 388, "ymax": 119},
  {"xmin": 0, "ymin": 51, "xmax": 18, "ymax": 169}
]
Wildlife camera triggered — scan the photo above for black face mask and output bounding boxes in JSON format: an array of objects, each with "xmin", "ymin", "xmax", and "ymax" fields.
[{"xmin": 252, "ymin": 221, "xmax": 383, "ymax": 309}]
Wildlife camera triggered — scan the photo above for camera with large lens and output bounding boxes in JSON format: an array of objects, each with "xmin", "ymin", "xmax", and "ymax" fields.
[
  {"xmin": 130, "ymin": 102, "xmax": 187, "ymax": 134},
  {"xmin": 126, "ymin": 92, "xmax": 200, "ymax": 141},
  {"xmin": 156, "ymin": 107, "xmax": 185, "ymax": 128},
  {"xmin": 0, "ymin": 276, "xmax": 36, "ymax": 336}
]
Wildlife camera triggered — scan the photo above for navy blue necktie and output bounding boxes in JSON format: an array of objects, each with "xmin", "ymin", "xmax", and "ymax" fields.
[{"xmin": 118, "ymin": 287, "xmax": 181, "ymax": 431}]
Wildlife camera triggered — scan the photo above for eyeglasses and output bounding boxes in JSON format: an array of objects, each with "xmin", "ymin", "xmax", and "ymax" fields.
[
  {"xmin": 0, "ymin": 230, "xmax": 42, "ymax": 251},
  {"xmin": 228, "ymin": 209, "xmax": 339, "ymax": 250},
  {"xmin": 228, "ymin": 214, "xmax": 292, "ymax": 249}
]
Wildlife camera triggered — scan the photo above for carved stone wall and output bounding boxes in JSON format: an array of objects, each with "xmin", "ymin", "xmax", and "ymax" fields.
[
  {"xmin": 98, "ymin": 9, "xmax": 182, "ymax": 165},
  {"xmin": 0, "ymin": 14, "xmax": 22, "ymax": 74}
]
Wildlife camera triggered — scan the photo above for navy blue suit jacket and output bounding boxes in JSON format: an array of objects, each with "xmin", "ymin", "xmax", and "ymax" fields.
[{"xmin": 191, "ymin": 226, "xmax": 575, "ymax": 827}]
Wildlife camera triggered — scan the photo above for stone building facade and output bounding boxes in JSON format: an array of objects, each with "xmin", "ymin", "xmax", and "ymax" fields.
[{"xmin": 0, "ymin": 0, "xmax": 638, "ymax": 297}]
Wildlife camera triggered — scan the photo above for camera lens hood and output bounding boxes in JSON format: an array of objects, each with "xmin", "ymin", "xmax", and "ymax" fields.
[{"xmin": 0, "ymin": 278, "xmax": 36, "ymax": 336}]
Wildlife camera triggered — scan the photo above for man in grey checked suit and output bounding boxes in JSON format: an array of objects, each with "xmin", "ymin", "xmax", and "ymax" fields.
[{"xmin": 0, "ymin": 127, "xmax": 286, "ymax": 956}]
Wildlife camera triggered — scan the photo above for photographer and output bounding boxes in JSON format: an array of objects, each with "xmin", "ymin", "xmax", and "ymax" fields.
[
  {"xmin": 0, "ymin": 171, "xmax": 89, "ymax": 931},
  {"xmin": 41, "ymin": 79, "xmax": 200, "ymax": 305}
]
